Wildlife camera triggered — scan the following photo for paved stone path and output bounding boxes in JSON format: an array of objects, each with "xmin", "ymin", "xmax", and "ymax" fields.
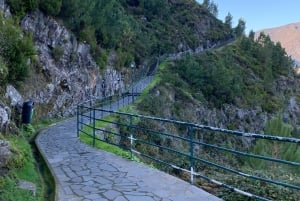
[
  {"xmin": 36, "ymin": 117, "xmax": 222, "ymax": 201},
  {"xmin": 36, "ymin": 75, "xmax": 222, "ymax": 201}
]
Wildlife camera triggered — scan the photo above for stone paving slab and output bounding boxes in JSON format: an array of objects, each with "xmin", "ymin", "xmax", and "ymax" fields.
[{"xmin": 36, "ymin": 118, "xmax": 222, "ymax": 201}]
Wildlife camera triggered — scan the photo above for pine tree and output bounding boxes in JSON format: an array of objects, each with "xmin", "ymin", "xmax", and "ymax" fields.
[{"xmin": 249, "ymin": 116, "xmax": 300, "ymax": 174}]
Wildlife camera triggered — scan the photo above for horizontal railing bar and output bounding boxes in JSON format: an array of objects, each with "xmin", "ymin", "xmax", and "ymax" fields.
[
  {"xmin": 171, "ymin": 164, "xmax": 271, "ymax": 201},
  {"xmin": 94, "ymin": 128, "xmax": 121, "ymax": 139},
  {"xmin": 193, "ymin": 155, "xmax": 300, "ymax": 191},
  {"xmin": 80, "ymin": 123, "xmax": 94, "ymax": 129},
  {"xmin": 194, "ymin": 140, "xmax": 300, "ymax": 167},
  {"xmin": 133, "ymin": 125, "xmax": 191, "ymax": 143},
  {"xmin": 95, "ymin": 118, "xmax": 119, "ymax": 126},
  {"xmin": 194, "ymin": 126, "xmax": 300, "ymax": 143},
  {"xmin": 134, "ymin": 138, "xmax": 191, "ymax": 159},
  {"xmin": 96, "ymin": 118, "xmax": 190, "ymax": 144},
  {"xmin": 134, "ymin": 149, "xmax": 174, "ymax": 168},
  {"xmin": 92, "ymin": 132, "xmax": 126, "ymax": 149},
  {"xmin": 192, "ymin": 171, "xmax": 271, "ymax": 201},
  {"xmin": 96, "ymin": 112, "xmax": 300, "ymax": 167},
  {"xmin": 96, "ymin": 108, "xmax": 300, "ymax": 144},
  {"xmin": 78, "ymin": 112, "xmax": 92, "ymax": 118},
  {"xmin": 79, "ymin": 129, "xmax": 92, "ymax": 137},
  {"xmin": 134, "ymin": 133, "xmax": 300, "ymax": 190},
  {"xmin": 78, "ymin": 102, "xmax": 300, "ymax": 201}
]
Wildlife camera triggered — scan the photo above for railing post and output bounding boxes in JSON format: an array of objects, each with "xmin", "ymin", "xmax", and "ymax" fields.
[
  {"xmin": 92, "ymin": 107, "xmax": 96, "ymax": 147},
  {"xmin": 89, "ymin": 100, "xmax": 92, "ymax": 124},
  {"xmin": 189, "ymin": 125, "xmax": 194, "ymax": 184},
  {"xmin": 77, "ymin": 105, "xmax": 79, "ymax": 138},
  {"xmin": 130, "ymin": 115, "xmax": 133, "ymax": 160},
  {"xmin": 110, "ymin": 96, "xmax": 112, "ymax": 110}
]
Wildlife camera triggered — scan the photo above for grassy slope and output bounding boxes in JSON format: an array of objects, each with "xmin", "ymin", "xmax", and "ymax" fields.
[{"xmin": 0, "ymin": 120, "xmax": 59, "ymax": 201}]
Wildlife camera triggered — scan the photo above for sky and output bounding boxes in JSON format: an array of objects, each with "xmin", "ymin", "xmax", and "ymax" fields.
[{"xmin": 197, "ymin": 0, "xmax": 300, "ymax": 33}]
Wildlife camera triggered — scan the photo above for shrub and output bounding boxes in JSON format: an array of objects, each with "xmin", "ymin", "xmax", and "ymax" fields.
[
  {"xmin": 52, "ymin": 46, "xmax": 64, "ymax": 61},
  {"xmin": 0, "ymin": 17, "xmax": 35, "ymax": 84},
  {"xmin": 39, "ymin": 0, "xmax": 62, "ymax": 16}
]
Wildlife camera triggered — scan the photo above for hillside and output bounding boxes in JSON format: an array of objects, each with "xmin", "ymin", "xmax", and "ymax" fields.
[
  {"xmin": 137, "ymin": 35, "xmax": 299, "ymax": 133},
  {"xmin": 135, "ymin": 35, "xmax": 300, "ymax": 200},
  {"xmin": 256, "ymin": 22, "xmax": 300, "ymax": 66},
  {"xmin": 1, "ymin": 0, "xmax": 234, "ymax": 120},
  {"xmin": 0, "ymin": 0, "xmax": 299, "ymax": 200}
]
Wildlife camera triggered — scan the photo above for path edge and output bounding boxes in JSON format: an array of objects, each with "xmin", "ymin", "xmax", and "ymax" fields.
[{"xmin": 35, "ymin": 118, "xmax": 75, "ymax": 201}]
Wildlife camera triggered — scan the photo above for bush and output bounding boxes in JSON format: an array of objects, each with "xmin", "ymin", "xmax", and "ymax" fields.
[
  {"xmin": 0, "ymin": 57, "xmax": 8, "ymax": 83},
  {"xmin": 0, "ymin": 17, "xmax": 36, "ymax": 84},
  {"xmin": 7, "ymin": 0, "xmax": 39, "ymax": 18},
  {"xmin": 52, "ymin": 46, "xmax": 64, "ymax": 61},
  {"xmin": 39, "ymin": 0, "xmax": 62, "ymax": 16}
]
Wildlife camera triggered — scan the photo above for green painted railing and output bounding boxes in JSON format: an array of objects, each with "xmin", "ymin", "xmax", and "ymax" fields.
[{"xmin": 77, "ymin": 103, "xmax": 300, "ymax": 201}]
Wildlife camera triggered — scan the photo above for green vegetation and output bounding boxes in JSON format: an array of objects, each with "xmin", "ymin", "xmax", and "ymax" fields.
[
  {"xmin": 80, "ymin": 132, "xmax": 133, "ymax": 160},
  {"xmin": 79, "ymin": 114, "xmax": 140, "ymax": 161},
  {"xmin": 7, "ymin": 0, "xmax": 61, "ymax": 18},
  {"xmin": 132, "ymin": 21, "xmax": 298, "ymax": 201},
  {"xmin": 137, "ymin": 34, "xmax": 294, "ymax": 114},
  {"xmin": 0, "ymin": 119, "xmax": 59, "ymax": 201},
  {"xmin": 249, "ymin": 116, "xmax": 300, "ymax": 172},
  {"xmin": 58, "ymin": 0, "xmax": 232, "ymax": 68},
  {"xmin": 0, "ymin": 136, "xmax": 39, "ymax": 201},
  {"xmin": 0, "ymin": 15, "xmax": 36, "ymax": 85},
  {"xmin": 2, "ymin": 0, "xmax": 299, "ymax": 200},
  {"xmin": 7, "ymin": 0, "xmax": 233, "ymax": 70},
  {"xmin": 51, "ymin": 46, "xmax": 64, "ymax": 62}
]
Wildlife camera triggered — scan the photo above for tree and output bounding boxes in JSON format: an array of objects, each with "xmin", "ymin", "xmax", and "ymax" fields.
[
  {"xmin": 249, "ymin": 116, "xmax": 300, "ymax": 173},
  {"xmin": 224, "ymin": 12, "xmax": 233, "ymax": 29},
  {"xmin": 202, "ymin": 0, "xmax": 210, "ymax": 9},
  {"xmin": 235, "ymin": 18, "xmax": 246, "ymax": 37},
  {"xmin": 209, "ymin": 1, "xmax": 218, "ymax": 17},
  {"xmin": 202, "ymin": 0, "xmax": 218, "ymax": 17},
  {"xmin": 24, "ymin": 0, "xmax": 39, "ymax": 11},
  {"xmin": 248, "ymin": 30, "xmax": 255, "ymax": 41}
]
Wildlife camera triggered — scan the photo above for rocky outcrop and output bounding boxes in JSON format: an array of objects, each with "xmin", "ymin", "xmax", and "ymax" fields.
[
  {"xmin": 0, "ymin": 139, "xmax": 10, "ymax": 176},
  {"xmin": 0, "ymin": 101, "xmax": 10, "ymax": 132},
  {"xmin": 5, "ymin": 85, "xmax": 23, "ymax": 107},
  {"xmin": 0, "ymin": 0, "xmax": 11, "ymax": 18},
  {"xmin": 20, "ymin": 10, "xmax": 125, "ymax": 117},
  {"xmin": 196, "ymin": 105, "xmax": 268, "ymax": 134}
]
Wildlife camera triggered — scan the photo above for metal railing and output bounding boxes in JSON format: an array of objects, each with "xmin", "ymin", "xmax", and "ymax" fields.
[
  {"xmin": 77, "ymin": 104, "xmax": 300, "ymax": 201},
  {"xmin": 76, "ymin": 36, "xmax": 300, "ymax": 200}
]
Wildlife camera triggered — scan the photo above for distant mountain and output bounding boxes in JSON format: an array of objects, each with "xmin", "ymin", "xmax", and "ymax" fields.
[{"xmin": 256, "ymin": 22, "xmax": 300, "ymax": 66}]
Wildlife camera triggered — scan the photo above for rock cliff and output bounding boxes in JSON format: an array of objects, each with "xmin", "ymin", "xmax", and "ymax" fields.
[{"xmin": 18, "ymin": 10, "xmax": 125, "ymax": 117}]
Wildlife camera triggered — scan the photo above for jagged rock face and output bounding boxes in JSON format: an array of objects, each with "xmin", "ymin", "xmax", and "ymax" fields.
[
  {"xmin": 0, "ymin": 139, "xmax": 10, "ymax": 176},
  {"xmin": 196, "ymin": 105, "xmax": 268, "ymax": 134},
  {"xmin": 20, "ymin": 10, "xmax": 124, "ymax": 117},
  {"xmin": 0, "ymin": 101, "xmax": 10, "ymax": 132}
]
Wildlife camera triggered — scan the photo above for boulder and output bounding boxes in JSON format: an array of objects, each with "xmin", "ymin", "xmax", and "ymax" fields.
[
  {"xmin": 5, "ymin": 85, "xmax": 23, "ymax": 107},
  {"xmin": 0, "ymin": 101, "xmax": 10, "ymax": 132}
]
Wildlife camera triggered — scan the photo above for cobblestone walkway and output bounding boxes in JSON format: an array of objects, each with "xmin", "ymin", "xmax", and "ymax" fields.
[
  {"xmin": 36, "ymin": 118, "xmax": 222, "ymax": 201},
  {"xmin": 36, "ymin": 76, "xmax": 222, "ymax": 201}
]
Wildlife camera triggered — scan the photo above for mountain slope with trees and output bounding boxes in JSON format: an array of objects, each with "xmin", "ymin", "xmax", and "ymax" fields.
[
  {"xmin": 0, "ymin": 0, "xmax": 299, "ymax": 200},
  {"xmin": 134, "ymin": 31, "xmax": 300, "ymax": 200},
  {"xmin": 256, "ymin": 22, "xmax": 300, "ymax": 66},
  {"xmin": 7, "ymin": 0, "xmax": 235, "ymax": 70}
]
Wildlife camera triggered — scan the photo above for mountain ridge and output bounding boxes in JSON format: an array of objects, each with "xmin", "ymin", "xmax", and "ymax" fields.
[{"xmin": 256, "ymin": 22, "xmax": 300, "ymax": 66}]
